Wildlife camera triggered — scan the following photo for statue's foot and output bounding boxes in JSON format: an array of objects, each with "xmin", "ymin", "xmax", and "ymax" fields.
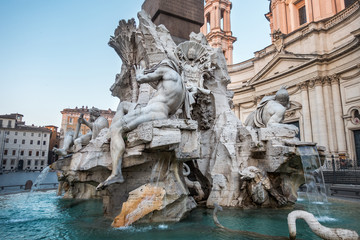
[{"xmin": 96, "ymin": 175, "xmax": 124, "ymax": 191}]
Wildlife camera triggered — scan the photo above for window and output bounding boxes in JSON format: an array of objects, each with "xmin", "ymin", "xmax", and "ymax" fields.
[
  {"xmin": 4, "ymin": 150, "xmax": 7, "ymax": 155},
  {"xmin": 298, "ymin": 5, "xmax": 307, "ymax": 25},
  {"xmin": 14, "ymin": 139, "xmax": 17, "ymax": 144},
  {"xmin": 29, "ymin": 151, "xmax": 32, "ymax": 156},
  {"xmin": 42, "ymin": 151, "xmax": 45, "ymax": 157},
  {"xmin": 41, "ymin": 160, "xmax": 44, "ymax": 165},
  {"xmin": 44, "ymin": 133, "xmax": 47, "ymax": 137},
  {"xmin": 30, "ymin": 140, "xmax": 33, "ymax": 145},
  {"xmin": 27, "ymin": 160, "xmax": 31, "ymax": 165},
  {"xmin": 11, "ymin": 159, "xmax": 15, "ymax": 165},
  {"xmin": 37, "ymin": 140, "xmax": 40, "ymax": 145},
  {"xmin": 21, "ymin": 150, "xmax": 24, "ymax": 156},
  {"xmin": 220, "ymin": 9, "xmax": 224, "ymax": 30},
  {"xmin": 7, "ymin": 121, "xmax": 11, "ymax": 127},
  {"xmin": 0, "ymin": 120, "xmax": 2, "ymax": 127},
  {"xmin": 2, "ymin": 159, "xmax": 6, "ymax": 165},
  {"xmin": 5, "ymin": 138, "xmax": 9, "ymax": 143},
  {"xmin": 69, "ymin": 117, "xmax": 73, "ymax": 124},
  {"xmin": 38, "ymin": 133, "xmax": 41, "ymax": 137},
  {"xmin": 31, "ymin": 133, "xmax": 34, "ymax": 137},
  {"xmin": 15, "ymin": 132, "xmax": 18, "ymax": 136},
  {"xmin": 43, "ymin": 141, "xmax": 46, "ymax": 145},
  {"xmin": 345, "ymin": 0, "xmax": 357, "ymax": 8},
  {"xmin": 23, "ymin": 132, "xmax": 26, "ymax": 136},
  {"xmin": 22, "ymin": 139, "xmax": 25, "ymax": 144},
  {"xmin": 36, "ymin": 151, "xmax": 39, "ymax": 156},
  {"xmin": 12, "ymin": 150, "xmax": 16, "ymax": 155},
  {"xmin": 35, "ymin": 160, "xmax": 38, "ymax": 166}
]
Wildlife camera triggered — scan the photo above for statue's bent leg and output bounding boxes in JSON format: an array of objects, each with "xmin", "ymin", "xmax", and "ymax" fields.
[{"xmin": 96, "ymin": 126, "xmax": 126, "ymax": 190}]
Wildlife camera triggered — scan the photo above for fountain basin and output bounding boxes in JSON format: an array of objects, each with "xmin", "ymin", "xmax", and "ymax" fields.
[{"xmin": 1, "ymin": 190, "xmax": 359, "ymax": 240}]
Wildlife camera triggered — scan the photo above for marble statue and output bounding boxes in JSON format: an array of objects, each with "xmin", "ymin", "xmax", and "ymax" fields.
[
  {"xmin": 96, "ymin": 59, "xmax": 187, "ymax": 190},
  {"xmin": 238, "ymin": 166, "xmax": 287, "ymax": 206},
  {"xmin": 53, "ymin": 107, "xmax": 108, "ymax": 156},
  {"xmin": 244, "ymin": 86, "xmax": 292, "ymax": 128}
]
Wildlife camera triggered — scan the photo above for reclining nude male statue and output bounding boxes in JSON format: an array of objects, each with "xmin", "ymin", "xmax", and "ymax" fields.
[
  {"xmin": 96, "ymin": 59, "xmax": 187, "ymax": 190},
  {"xmin": 53, "ymin": 107, "xmax": 109, "ymax": 156},
  {"xmin": 244, "ymin": 86, "xmax": 297, "ymax": 132}
]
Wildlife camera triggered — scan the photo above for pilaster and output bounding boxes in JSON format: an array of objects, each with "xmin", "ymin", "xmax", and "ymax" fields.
[
  {"xmin": 330, "ymin": 75, "xmax": 347, "ymax": 153},
  {"xmin": 314, "ymin": 77, "xmax": 329, "ymax": 150},
  {"xmin": 322, "ymin": 77, "xmax": 336, "ymax": 153},
  {"xmin": 299, "ymin": 81, "xmax": 312, "ymax": 142}
]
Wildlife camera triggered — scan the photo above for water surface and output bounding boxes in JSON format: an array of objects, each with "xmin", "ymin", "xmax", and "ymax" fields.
[{"xmin": 1, "ymin": 191, "xmax": 359, "ymax": 240}]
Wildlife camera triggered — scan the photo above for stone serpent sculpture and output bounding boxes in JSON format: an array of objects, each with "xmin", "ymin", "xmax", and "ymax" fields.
[
  {"xmin": 287, "ymin": 210, "xmax": 359, "ymax": 240},
  {"xmin": 213, "ymin": 204, "xmax": 359, "ymax": 240}
]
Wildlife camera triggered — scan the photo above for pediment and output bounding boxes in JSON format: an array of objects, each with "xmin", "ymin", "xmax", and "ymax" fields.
[{"xmin": 249, "ymin": 53, "xmax": 314, "ymax": 85}]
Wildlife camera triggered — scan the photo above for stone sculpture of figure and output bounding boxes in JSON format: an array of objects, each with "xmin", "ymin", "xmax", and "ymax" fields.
[
  {"xmin": 53, "ymin": 107, "xmax": 109, "ymax": 156},
  {"xmin": 96, "ymin": 58, "xmax": 186, "ymax": 190},
  {"xmin": 244, "ymin": 86, "xmax": 291, "ymax": 128},
  {"xmin": 238, "ymin": 166, "xmax": 287, "ymax": 206}
]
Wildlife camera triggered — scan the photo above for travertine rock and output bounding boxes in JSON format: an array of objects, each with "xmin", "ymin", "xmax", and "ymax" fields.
[{"xmin": 112, "ymin": 184, "xmax": 166, "ymax": 227}]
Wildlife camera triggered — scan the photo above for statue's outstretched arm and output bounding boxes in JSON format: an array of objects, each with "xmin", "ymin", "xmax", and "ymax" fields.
[
  {"xmin": 134, "ymin": 65, "xmax": 162, "ymax": 84},
  {"xmin": 79, "ymin": 117, "xmax": 93, "ymax": 130}
]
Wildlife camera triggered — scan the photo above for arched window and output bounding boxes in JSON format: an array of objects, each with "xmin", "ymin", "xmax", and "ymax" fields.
[
  {"xmin": 220, "ymin": 9, "xmax": 225, "ymax": 30},
  {"xmin": 206, "ymin": 13, "xmax": 211, "ymax": 34}
]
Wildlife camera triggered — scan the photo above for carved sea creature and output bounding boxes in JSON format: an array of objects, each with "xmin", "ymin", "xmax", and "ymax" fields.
[{"xmin": 287, "ymin": 210, "xmax": 359, "ymax": 240}]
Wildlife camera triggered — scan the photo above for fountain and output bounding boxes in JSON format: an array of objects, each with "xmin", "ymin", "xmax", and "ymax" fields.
[
  {"xmin": 47, "ymin": 9, "xmax": 359, "ymax": 239},
  {"xmin": 30, "ymin": 166, "xmax": 51, "ymax": 193}
]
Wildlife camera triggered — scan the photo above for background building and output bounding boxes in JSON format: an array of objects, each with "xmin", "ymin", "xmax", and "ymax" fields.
[
  {"xmin": 210, "ymin": 0, "xmax": 360, "ymax": 169},
  {"xmin": 200, "ymin": 0, "xmax": 236, "ymax": 64},
  {"xmin": 0, "ymin": 114, "xmax": 51, "ymax": 172},
  {"xmin": 44, "ymin": 125, "xmax": 60, "ymax": 165}
]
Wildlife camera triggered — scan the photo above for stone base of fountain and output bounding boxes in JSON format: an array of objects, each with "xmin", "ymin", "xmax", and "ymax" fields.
[{"xmin": 52, "ymin": 119, "xmax": 199, "ymax": 222}]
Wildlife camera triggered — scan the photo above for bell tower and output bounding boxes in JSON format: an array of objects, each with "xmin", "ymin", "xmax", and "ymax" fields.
[{"xmin": 201, "ymin": 0, "xmax": 236, "ymax": 64}]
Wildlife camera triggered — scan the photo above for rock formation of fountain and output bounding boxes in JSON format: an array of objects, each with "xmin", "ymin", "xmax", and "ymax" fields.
[{"xmin": 51, "ymin": 10, "xmax": 327, "ymax": 227}]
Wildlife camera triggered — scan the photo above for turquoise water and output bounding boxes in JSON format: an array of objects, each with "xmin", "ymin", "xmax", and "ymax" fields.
[{"xmin": 1, "ymin": 191, "xmax": 359, "ymax": 240}]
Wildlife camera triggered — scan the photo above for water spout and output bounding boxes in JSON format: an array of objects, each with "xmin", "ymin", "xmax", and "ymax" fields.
[
  {"xmin": 30, "ymin": 166, "xmax": 51, "ymax": 193},
  {"xmin": 297, "ymin": 145, "xmax": 328, "ymax": 203}
]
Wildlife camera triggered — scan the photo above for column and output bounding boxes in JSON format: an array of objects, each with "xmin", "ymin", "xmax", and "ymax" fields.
[
  {"xmin": 308, "ymin": 80, "xmax": 319, "ymax": 144},
  {"xmin": 288, "ymin": 3, "xmax": 297, "ymax": 31},
  {"xmin": 300, "ymin": 82, "xmax": 312, "ymax": 142},
  {"xmin": 331, "ymin": 75, "xmax": 347, "ymax": 153},
  {"xmin": 323, "ymin": 77, "xmax": 336, "ymax": 153},
  {"xmin": 224, "ymin": 8, "xmax": 231, "ymax": 32},
  {"xmin": 279, "ymin": 1, "xmax": 287, "ymax": 34},
  {"xmin": 314, "ymin": 77, "xmax": 329, "ymax": 149},
  {"xmin": 214, "ymin": 2, "xmax": 220, "ymax": 29},
  {"xmin": 210, "ymin": 4, "xmax": 216, "ymax": 31},
  {"xmin": 304, "ymin": 0, "xmax": 314, "ymax": 22}
]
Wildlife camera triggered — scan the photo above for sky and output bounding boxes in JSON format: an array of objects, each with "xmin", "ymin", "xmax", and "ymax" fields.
[{"xmin": 0, "ymin": 0, "xmax": 271, "ymax": 128}]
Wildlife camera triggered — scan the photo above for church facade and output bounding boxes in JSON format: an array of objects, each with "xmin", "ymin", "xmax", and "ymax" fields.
[{"xmin": 204, "ymin": 0, "xmax": 360, "ymax": 168}]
